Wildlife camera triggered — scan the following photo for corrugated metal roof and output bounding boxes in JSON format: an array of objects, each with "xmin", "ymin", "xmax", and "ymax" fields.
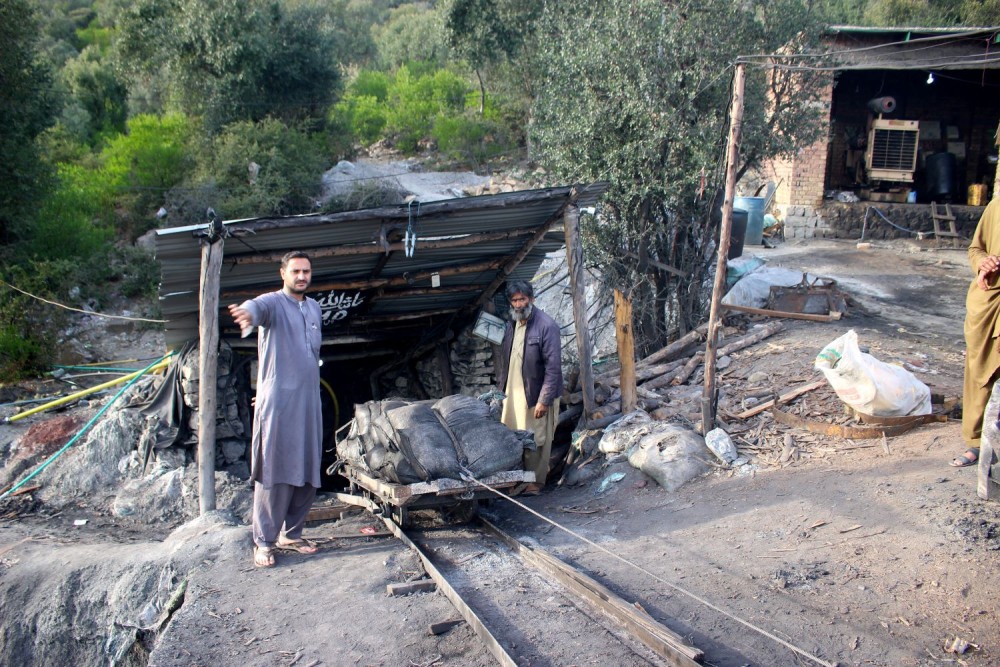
[
  {"xmin": 155, "ymin": 183, "xmax": 607, "ymax": 356},
  {"xmin": 821, "ymin": 26, "xmax": 1000, "ymax": 71}
]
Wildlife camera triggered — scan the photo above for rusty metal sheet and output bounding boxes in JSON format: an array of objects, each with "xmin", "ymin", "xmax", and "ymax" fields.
[
  {"xmin": 768, "ymin": 276, "xmax": 849, "ymax": 315},
  {"xmin": 771, "ymin": 407, "xmax": 946, "ymax": 439}
]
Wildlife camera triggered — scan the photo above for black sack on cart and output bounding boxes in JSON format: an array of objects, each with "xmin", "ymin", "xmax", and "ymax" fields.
[{"xmin": 337, "ymin": 394, "xmax": 535, "ymax": 484}]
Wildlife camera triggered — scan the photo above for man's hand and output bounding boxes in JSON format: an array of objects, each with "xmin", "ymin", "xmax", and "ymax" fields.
[
  {"xmin": 533, "ymin": 403, "xmax": 548, "ymax": 419},
  {"xmin": 977, "ymin": 255, "xmax": 1000, "ymax": 290},
  {"xmin": 228, "ymin": 303, "xmax": 253, "ymax": 330}
]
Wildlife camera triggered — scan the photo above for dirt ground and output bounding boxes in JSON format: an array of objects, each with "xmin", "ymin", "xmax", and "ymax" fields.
[{"xmin": 1, "ymin": 236, "xmax": 998, "ymax": 667}]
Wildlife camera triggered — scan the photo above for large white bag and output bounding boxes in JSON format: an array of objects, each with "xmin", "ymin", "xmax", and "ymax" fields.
[{"xmin": 814, "ymin": 330, "xmax": 931, "ymax": 417}]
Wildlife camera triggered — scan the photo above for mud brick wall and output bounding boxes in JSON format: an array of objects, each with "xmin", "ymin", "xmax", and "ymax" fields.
[{"xmin": 786, "ymin": 202, "xmax": 986, "ymax": 240}]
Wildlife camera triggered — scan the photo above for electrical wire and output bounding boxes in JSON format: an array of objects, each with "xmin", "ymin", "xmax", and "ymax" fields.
[{"xmin": 0, "ymin": 280, "xmax": 167, "ymax": 323}]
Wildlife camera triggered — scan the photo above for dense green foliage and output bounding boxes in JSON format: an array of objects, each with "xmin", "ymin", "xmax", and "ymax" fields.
[
  {"xmin": 1, "ymin": 0, "xmax": 997, "ymax": 380},
  {"xmin": 0, "ymin": 0, "xmax": 59, "ymax": 246},
  {"xmin": 332, "ymin": 65, "xmax": 518, "ymax": 160}
]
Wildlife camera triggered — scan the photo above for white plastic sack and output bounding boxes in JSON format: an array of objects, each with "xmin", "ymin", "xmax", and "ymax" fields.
[{"xmin": 814, "ymin": 330, "xmax": 931, "ymax": 417}]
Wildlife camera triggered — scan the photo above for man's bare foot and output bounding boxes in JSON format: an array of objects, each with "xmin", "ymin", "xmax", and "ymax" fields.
[{"xmin": 253, "ymin": 546, "xmax": 275, "ymax": 568}]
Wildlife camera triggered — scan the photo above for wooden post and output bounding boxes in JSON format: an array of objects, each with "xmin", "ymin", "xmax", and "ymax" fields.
[
  {"xmin": 702, "ymin": 63, "xmax": 746, "ymax": 433},
  {"xmin": 197, "ymin": 214, "xmax": 225, "ymax": 514},
  {"xmin": 614, "ymin": 289, "xmax": 637, "ymax": 414},
  {"xmin": 565, "ymin": 203, "xmax": 596, "ymax": 420},
  {"xmin": 436, "ymin": 344, "xmax": 454, "ymax": 396},
  {"xmin": 993, "ymin": 119, "xmax": 1000, "ymax": 201}
]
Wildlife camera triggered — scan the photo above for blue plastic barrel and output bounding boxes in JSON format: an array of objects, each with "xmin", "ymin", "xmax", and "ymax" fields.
[{"xmin": 734, "ymin": 196, "xmax": 766, "ymax": 246}]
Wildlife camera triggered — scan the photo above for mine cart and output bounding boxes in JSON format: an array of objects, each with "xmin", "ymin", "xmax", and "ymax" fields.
[{"xmin": 336, "ymin": 463, "xmax": 533, "ymax": 528}]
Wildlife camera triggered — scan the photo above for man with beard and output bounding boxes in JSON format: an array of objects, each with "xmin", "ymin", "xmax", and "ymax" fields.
[
  {"xmin": 229, "ymin": 251, "xmax": 323, "ymax": 567},
  {"xmin": 497, "ymin": 280, "xmax": 563, "ymax": 495}
]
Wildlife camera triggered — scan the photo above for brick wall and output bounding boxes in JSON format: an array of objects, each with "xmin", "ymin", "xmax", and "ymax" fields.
[{"xmin": 765, "ymin": 81, "xmax": 835, "ymax": 219}]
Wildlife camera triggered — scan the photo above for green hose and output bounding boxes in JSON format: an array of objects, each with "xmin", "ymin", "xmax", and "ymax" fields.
[{"xmin": 0, "ymin": 353, "xmax": 173, "ymax": 501}]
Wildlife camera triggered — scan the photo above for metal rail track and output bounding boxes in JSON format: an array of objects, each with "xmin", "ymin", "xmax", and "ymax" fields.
[{"xmin": 335, "ymin": 489, "xmax": 703, "ymax": 666}]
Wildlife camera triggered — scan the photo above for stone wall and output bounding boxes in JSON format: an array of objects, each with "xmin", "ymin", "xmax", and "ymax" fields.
[{"xmin": 783, "ymin": 202, "xmax": 985, "ymax": 240}]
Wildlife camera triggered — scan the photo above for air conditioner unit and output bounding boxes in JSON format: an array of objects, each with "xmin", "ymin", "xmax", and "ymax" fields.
[{"xmin": 865, "ymin": 118, "xmax": 920, "ymax": 182}]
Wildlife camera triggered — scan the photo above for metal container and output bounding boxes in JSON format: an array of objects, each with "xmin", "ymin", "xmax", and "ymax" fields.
[
  {"xmin": 968, "ymin": 183, "xmax": 987, "ymax": 206},
  {"xmin": 734, "ymin": 196, "xmax": 766, "ymax": 246}
]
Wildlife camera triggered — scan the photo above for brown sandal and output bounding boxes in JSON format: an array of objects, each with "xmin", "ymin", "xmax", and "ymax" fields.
[{"xmin": 276, "ymin": 538, "xmax": 318, "ymax": 554}]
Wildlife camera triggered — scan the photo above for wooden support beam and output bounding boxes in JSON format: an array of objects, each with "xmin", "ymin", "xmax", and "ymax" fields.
[
  {"xmin": 565, "ymin": 204, "xmax": 596, "ymax": 421},
  {"xmin": 197, "ymin": 219, "xmax": 224, "ymax": 515},
  {"xmin": 468, "ymin": 206, "xmax": 571, "ymax": 311},
  {"xmin": 614, "ymin": 289, "xmax": 637, "ymax": 414},
  {"xmin": 702, "ymin": 63, "xmax": 746, "ymax": 432},
  {"xmin": 436, "ymin": 344, "xmax": 455, "ymax": 396},
  {"xmin": 481, "ymin": 519, "xmax": 703, "ymax": 667},
  {"xmin": 722, "ymin": 303, "xmax": 842, "ymax": 322}
]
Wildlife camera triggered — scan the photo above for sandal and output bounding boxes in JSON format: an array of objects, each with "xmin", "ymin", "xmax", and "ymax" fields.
[
  {"xmin": 276, "ymin": 538, "xmax": 319, "ymax": 555},
  {"xmin": 950, "ymin": 448, "xmax": 980, "ymax": 468},
  {"xmin": 253, "ymin": 546, "xmax": 276, "ymax": 568}
]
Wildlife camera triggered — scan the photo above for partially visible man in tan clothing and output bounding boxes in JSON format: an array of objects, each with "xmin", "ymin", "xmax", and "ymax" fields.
[
  {"xmin": 956, "ymin": 198, "xmax": 1000, "ymax": 467},
  {"xmin": 497, "ymin": 280, "xmax": 563, "ymax": 495}
]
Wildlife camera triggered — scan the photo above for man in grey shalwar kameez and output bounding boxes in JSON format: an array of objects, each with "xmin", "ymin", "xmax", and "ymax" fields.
[{"xmin": 229, "ymin": 251, "xmax": 323, "ymax": 568}]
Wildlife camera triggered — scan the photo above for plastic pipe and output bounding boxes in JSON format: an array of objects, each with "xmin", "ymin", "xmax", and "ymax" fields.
[
  {"xmin": 0, "ymin": 353, "xmax": 173, "ymax": 500},
  {"xmin": 4, "ymin": 356, "xmax": 171, "ymax": 424}
]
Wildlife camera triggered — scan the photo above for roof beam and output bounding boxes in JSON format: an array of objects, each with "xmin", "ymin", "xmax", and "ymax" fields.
[
  {"xmin": 230, "ymin": 227, "xmax": 540, "ymax": 264},
  {"xmin": 222, "ymin": 258, "xmax": 506, "ymax": 299}
]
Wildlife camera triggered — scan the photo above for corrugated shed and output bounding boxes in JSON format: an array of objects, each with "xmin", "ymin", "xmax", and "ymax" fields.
[
  {"xmin": 155, "ymin": 184, "xmax": 606, "ymax": 357},
  {"xmin": 823, "ymin": 26, "xmax": 1000, "ymax": 71}
]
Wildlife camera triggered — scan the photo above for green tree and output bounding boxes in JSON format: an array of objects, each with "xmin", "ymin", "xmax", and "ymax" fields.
[
  {"xmin": 0, "ymin": 0, "xmax": 59, "ymax": 246},
  {"xmin": 373, "ymin": 2, "xmax": 449, "ymax": 70},
  {"xmin": 114, "ymin": 0, "xmax": 343, "ymax": 131},
  {"xmin": 529, "ymin": 0, "xmax": 829, "ymax": 343},
  {"xmin": 444, "ymin": 0, "xmax": 541, "ymax": 113},
  {"xmin": 60, "ymin": 45, "xmax": 129, "ymax": 144}
]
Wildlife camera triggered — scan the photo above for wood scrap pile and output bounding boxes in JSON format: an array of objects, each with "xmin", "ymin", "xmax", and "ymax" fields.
[
  {"xmin": 719, "ymin": 370, "xmax": 951, "ymax": 469},
  {"xmin": 560, "ymin": 313, "xmax": 954, "ymax": 473},
  {"xmin": 562, "ymin": 320, "xmax": 786, "ymax": 430}
]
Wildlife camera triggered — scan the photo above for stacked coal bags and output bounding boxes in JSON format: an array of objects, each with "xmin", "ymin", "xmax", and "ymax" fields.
[{"xmin": 337, "ymin": 394, "xmax": 533, "ymax": 484}]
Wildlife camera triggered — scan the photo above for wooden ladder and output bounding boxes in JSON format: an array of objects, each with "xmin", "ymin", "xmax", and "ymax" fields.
[{"xmin": 930, "ymin": 201, "xmax": 959, "ymax": 239}]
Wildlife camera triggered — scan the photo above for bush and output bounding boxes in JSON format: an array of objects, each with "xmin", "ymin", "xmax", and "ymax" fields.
[
  {"xmin": 0, "ymin": 260, "xmax": 76, "ymax": 381},
  {"xmin": 332, "ymin": 95, "xmax": 389, "ymax": 146},
  {"xmin": 198, "ymin": 118, "xmax": 329, "ymax": 219},
  {"xmin": 350, "ymin": 70, "xmax": 390, "ymax": 101},
  {"xmin": 432, "ymin": 113, "xmax": 511, "ymax": 164},
  {"xmin": 26, "ymin": 162, "xmax": 114, "ymax": 261},
  {"xmin": 0, "ymin": 325, "xmax": 46, "ymax": 381},
  {"xmin": 98, "ymin": 113, "xmax": 196, "ymax": 241}
]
